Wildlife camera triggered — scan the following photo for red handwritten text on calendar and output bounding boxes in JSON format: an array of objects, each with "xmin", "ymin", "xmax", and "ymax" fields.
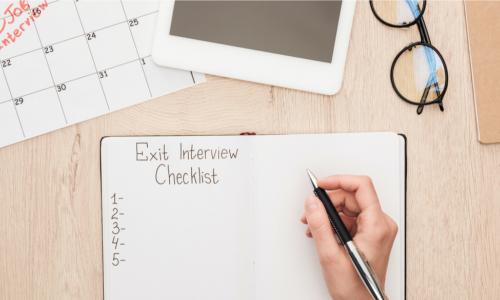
[{"xmin": 0, "ymin": 0, "xmax": 49, "ymax": 51}]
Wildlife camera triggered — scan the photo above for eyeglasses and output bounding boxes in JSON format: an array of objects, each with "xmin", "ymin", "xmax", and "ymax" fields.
[{"xmin": 369, "ymin": 0, "xmax": 448, "ymax": 114}]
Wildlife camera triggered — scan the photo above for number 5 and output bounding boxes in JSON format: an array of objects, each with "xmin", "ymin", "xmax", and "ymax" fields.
[{"xmin": 112, "ymin": 252, "xmax": 120, "ymax": 266}]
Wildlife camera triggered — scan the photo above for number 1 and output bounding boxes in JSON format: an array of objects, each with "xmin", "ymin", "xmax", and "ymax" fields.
[{"xmin": 111, "ymin": 193, "xmax": 117, "ymax": 205}]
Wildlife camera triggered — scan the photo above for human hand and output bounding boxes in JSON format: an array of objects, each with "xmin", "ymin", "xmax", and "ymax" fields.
[{"xmin": 301, "ymin": 175, "xmax": 398, "ymax": 300}]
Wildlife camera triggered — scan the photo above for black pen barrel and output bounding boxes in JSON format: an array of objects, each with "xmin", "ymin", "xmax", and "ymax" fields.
[{"xmin": 314, "ymin": 187, "xmax": 352, "ymax": 244}]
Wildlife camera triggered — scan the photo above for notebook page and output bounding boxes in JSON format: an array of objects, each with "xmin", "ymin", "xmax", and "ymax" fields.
[
  {"xmin": 101, "ymin": 133, "xmax": 405, "ymax": 299},
  {"xmin": 101, "ymin": 136, "xmax": 255, "ymax": 300},
  {"xmin": 252, "ymin": 133, "xmax": 405, "ymax": 299}
]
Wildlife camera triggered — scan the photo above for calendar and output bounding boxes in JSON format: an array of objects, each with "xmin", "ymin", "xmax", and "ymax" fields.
[{"xmin": 0, "ymin": 0, "xmax": 205, "ymax": 149}]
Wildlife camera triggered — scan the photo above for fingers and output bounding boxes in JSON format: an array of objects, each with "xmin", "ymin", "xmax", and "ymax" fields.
[
  {"xmin": 305, "ymin": 227, "xmax": 312, "ymax": 238},
  {"xmin": 301, "ymin": 212, "xmax": 313, "ymax": 238},
  {"xmin": 340, "ymin": 213, "xmax": 357, "ymax": 236},
  {"xmin": 300, "ymin": 212, "xmax": 308, "ymax": 224},
  {"xmin": 301, "ymin": 175, "xmax": 399, "ymax": 292},
  {"xmin": 356, "ymin": 213, "xmax": 399, "ymax": 246},
  {"xmin": 302, "ymin": 210, "xmax": 357, "ymax": 238},
  {"xmin": 327, "ymin": 189, "xmax": 360, "ymax": 217},
  {"xmin": 316, "ymin": 175, "xmax": 390, "ymax": 243},
  {"xmin": 318, "ymin": 175, "xmax": 382, "ymax": 212},
  {"xmin": 304, "ymin": 196, "xmax": 344, "ymax": 265},
  {"xmin": 302, "ymin": 190, "xmax": 358, "ymax": 239}
]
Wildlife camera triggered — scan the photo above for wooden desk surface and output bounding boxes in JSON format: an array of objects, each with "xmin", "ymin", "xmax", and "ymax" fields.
[{"xmin": 1, "ymin": 1, "xmax": 499, "ymax": 299}]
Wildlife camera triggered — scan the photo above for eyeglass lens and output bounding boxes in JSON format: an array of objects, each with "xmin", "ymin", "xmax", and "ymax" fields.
[
  {"xmin": 371, "ymin": 0, "xmax": 425, "ymax": 27},
  {"xmin": 392, "ymin": 44, "xmax": 446, "ymax": 105}
]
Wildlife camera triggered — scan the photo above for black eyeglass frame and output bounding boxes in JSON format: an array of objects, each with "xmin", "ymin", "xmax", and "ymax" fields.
[{"xmin": 369, "ymin": 0, "xmax": 449, "ymax": 114}]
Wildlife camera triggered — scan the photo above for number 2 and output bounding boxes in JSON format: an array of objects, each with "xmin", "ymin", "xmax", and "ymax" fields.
[
  {"xmin": 44, "ymin": 46, "xmax": 54, "ymax": 54},
  {"xmin": 14, "ymin": 98, "xmax": 24, "ymax": 106},
  {"xmin": 87, "ymin": 32, "xmax": 96, "ymax": 41},
  {"xmin": 1, "ymin": 59, "xmax": 11, "ymax": 68},
  {"xmin": 129, "ymin": 19, "xmax": 139, "ymax": 27}
]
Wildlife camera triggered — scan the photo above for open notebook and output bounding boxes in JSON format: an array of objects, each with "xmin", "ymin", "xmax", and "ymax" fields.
[{"xmin": 101, "ymin": 133, "xmax": 406, "ymax": 299}]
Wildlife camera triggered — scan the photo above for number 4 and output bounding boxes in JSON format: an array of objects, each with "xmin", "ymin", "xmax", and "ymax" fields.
[
  {"xmin": 112, "ymin": 235, "xmax": 119, "ymax": 250},
  {"xmin": 87, "ymin": 32, "xmax": 97, "ymax": 41}
]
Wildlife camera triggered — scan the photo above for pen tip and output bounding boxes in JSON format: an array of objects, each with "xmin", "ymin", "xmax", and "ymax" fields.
[{"xmin": 306, "ymin": 169, "xmax": 318, "ymax": 189}]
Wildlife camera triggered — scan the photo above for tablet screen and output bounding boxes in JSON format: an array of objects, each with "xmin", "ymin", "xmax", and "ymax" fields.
[{"xmin": 170, "ymin": 1, "xmax": 342, "ymax": 63}]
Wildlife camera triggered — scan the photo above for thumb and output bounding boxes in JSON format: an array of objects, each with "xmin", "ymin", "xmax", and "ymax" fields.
[{"xmin": 304, "ymin": 196, "xmax": 345, "ymax": 268}]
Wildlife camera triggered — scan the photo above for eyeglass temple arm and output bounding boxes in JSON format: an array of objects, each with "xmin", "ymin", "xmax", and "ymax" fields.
[
  {"xmin": 420, "ymin": 19, "xmax": 443, "ymax": 108},
  {"xmin": 416, "ymin": 15, "xmax": 431, "ymax": 44},
  {"xmin": 417, "ymin": 73, "xmax": 444, "ymax": 114},
  {"xmin": 405, "ymin": 0, "xmax": 432, "ymax": 43},
  {"xmin": 408, "ymin": 0, "xmax": 443, "ymax": 113},
  {"xmin": 417, "ymin": 3, "xmax": 444, "ymax": 111},
  {"xmin": 417, "ymin": 84, "xmax": 430, "ymax": 115}
]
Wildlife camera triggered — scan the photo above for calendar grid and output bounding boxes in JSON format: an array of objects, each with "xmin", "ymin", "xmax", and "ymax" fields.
[
  {"xmin": 0, "ymin": 0, "xmax": 61, "ymax": 65},
  {"xmin": 30, "ymin": 1, "xmax": 68, "ymax": 124},
  {"xmin": 0, "ymin": 0, "xmax": 204, "ymax": 148},
  {"xmin": 1, "ymin": 9, "xmax": 159, "ymax": 63},
  {"xmin": 0, "ymin": 0, "xmax": 162, "ymax": 104},
  {"xmin": 4, "ymin": 46, "xmax": 40, "ymax": 61},
  {"xmin": 0, "ymin": 61, "xmax": 25, "ymax": 137},
  {"xmin": 119, "ymin": 0, "xmax": 152, "ymax": 98},
  {"xmin": 4, "ymin": 83, "xmax": 53, "ymax": 100},
  {"xmin": 0, "ymin": 0, "xmax": 60, "ymax": 22},
  {"xmin": 71, "ymin": 0, "xmax": 111, "ymax": 111},
  {"xmin": 1, "ymin": 52, "xmax": 154, "ymax": 104}
]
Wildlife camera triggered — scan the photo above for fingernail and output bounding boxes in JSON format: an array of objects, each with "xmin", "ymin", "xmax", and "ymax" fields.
[{"xmin": 306, "ymin": 197, "xmax": 318, "ymax": 211}]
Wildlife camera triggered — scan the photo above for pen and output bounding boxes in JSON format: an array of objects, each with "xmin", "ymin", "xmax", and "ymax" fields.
[{"xmin": 306, "ymin": 169, "xmax": 386, "ymax": 300}]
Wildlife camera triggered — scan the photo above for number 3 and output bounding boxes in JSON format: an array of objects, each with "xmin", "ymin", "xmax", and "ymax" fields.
[
  {"xmin": 56, "ymin": 84, "xmax": 66, "ymax": 92},
  {"xmin": 112, "ymin": 221, "xmax": 120, "ymax": 234}
]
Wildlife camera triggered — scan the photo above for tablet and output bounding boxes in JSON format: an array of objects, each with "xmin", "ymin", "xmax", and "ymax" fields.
[{"xmin": 152, "ymin": 1, "xmax": 356, "ymax": 95}]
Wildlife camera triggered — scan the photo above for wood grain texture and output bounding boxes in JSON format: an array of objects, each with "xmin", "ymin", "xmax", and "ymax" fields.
[{"xmin": 1, "ymin": 1, "xmax": 499, "ymax": 299}]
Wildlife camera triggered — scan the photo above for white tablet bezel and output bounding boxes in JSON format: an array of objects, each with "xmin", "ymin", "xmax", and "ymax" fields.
[{"xmin": 152, "ymin": 1, "xmax": 356, "ymax": 95}]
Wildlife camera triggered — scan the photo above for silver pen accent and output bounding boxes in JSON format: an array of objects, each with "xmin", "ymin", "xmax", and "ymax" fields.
[{"xmin": 345, "ymin": 241, "xmax": 385, "ymax": 300}]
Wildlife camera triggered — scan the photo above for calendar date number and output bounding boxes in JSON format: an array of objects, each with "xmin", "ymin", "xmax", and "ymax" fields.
[
  {"xmin": 56, "ymin": 84, "xmax": 66, "ymax": 93},
  {"xmin": 44, "ymin": 45, "xmax": 54, "ymax": 54},
  {"xmin": 128, "ymin": 19, "xmax": 139, "ymax": 27},
  {"xmin": 87, "ymin": 32, "xmax": 97, "ymax": 41},
  {"xmin": 14, "ymin": 97, "xmax": 23, "ymax": 106},
  {"xmin": 1, "ymin": 59, "xmax": 12, "ymax": 68},
  {"xmin": 98, "ymin": 70, "xmax": 108, "ymax": 79}
]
